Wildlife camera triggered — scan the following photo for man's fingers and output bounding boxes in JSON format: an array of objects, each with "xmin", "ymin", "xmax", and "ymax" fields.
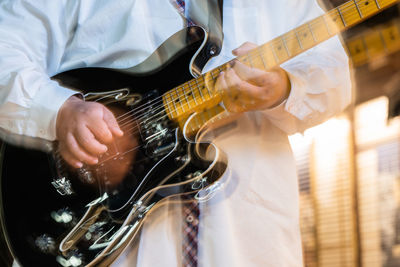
[
  {"xmin": 216, "ymin": 72, "xmax": 236, "ymax": 112},
  {"xmin": 232, "ymin": 60, "xmax": 268, "ymax": 86},
  {"xmin": 103, "ymin": 107, "xmax": 124, "ymax": 137},
  {"xmin": 217, "ymin": 70, "xmax": 247, "ymax": 113},
  {"xmin": 66, "ymin": 133, "xmax": 98, "ymax": 165},
  {"xmin": 226, "ymin": 67, "xmax": 261, "ymax": 96},
  {"xmin": 76, "ymin": 125, "xmax": 108, "ymax": 155},
  {"xmin": 215, "ymin": 71, "xmax": 228, "ymax": 93},
  {"xmin": 59, "ymin": 145, "xmax": 83, "ymax": 168},
  {"xmin": 87, "ymin": 118, "xmax": 113, "ymax": 144},
  {"xmin": 232, "ymin": 42, "xmax": 258, "ymax": 56}
]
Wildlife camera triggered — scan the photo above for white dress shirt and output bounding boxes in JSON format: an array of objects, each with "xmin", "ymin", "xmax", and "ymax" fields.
[{"xmin": 0, "ymin": 0, "xmax": 351, "ymax": 266}]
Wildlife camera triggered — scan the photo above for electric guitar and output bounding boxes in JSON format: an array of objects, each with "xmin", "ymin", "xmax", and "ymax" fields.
[{"xmin": 1, "ymin": 0, "xmax": 398, "ymax": 266}]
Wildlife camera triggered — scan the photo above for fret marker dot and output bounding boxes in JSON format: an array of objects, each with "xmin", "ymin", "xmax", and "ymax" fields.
[{"xmin": 365, "ymin": 1, "xmax": 369, "ymax": 5}]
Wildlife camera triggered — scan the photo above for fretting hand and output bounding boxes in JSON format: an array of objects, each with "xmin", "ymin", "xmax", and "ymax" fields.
[
  {"xmin": 215, "ymin": 42, "xmax": 291, "ymax": 113},
  {"xmin": 56, "ymin": 96, "xmax": 123, "ymax": 168}
]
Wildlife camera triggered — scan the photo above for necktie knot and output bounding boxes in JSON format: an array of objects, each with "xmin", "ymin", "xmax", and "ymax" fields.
[{"xmin": 172, "ymin": 0, "xmax": 195, "ymax": 26}]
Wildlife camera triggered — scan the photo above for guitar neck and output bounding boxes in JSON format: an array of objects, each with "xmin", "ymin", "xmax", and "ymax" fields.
[
  {"xmin": 162, "ymin": 0, "xmax": 399, "ymax": 121},
  {"xmin": 346, "ymin": 18, "xmax": 400, "ymax": 66}
]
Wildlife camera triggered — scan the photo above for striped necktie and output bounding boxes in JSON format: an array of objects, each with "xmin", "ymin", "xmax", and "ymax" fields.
[
  {"xmin": 171, "ymin": 2, "xmax": 200, "ymax": 266},
  {"xmin": 171, "ymin": 0, "xmax": 195, "ymax": 26}
]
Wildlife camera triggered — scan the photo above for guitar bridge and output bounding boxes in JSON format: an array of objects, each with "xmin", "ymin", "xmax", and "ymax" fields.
[{"xmin": 51, "ymin": 177, "xmax": 74, "ymax": 196}]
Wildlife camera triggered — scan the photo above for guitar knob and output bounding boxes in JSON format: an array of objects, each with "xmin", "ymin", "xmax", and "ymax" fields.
[
  {"xmin": 56, "ymin": 251, "xmax": 85, "ymax": 267},
  {"xmin": 35, "ymin": 234, "xmax": 56, "ymax": 254},
  {"xmin": 51, "ymin": 208, "xmax": 76, "ymax": 225}
]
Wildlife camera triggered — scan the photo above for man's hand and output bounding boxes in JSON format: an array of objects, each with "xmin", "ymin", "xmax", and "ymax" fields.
[
  {"xmin": 56, "ymin": 96, "xmax": 123, "ymax": 168},
  {"xmin": 215, "ymin": 42, "xmax": 291, "ymax": 113}
]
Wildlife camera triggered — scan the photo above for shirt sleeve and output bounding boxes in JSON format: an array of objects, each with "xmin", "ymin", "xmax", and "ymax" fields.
[
  {"xmin": 262, "ymin": 0, "xmax": 352, "ymax": 135},
  {"xmin": 0, "ymin": 0, "xmax": 79, "ymax": 141}
]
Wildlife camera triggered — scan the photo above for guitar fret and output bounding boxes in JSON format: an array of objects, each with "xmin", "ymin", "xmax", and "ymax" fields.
[
  {"xmin": 375, "ymin": 0, "xmax": 381, "ymax": 8},
  {"xmin": 282, "ymin": 30, "xmax": 303, "ymax": 58},
  {"xmin": 163, "ymin": 93, "xmax": 175, "ymax": 118},
  {"xmin": 310, "ymin": 17, "xmax": 332, "ymax": 43},
  {"xmin": 337, "ymin": 7, "xmax": 347, "ymax": 27},
  {"xmin": 322, "ymin": 14, "xmax": 333, "ymax": 36},
  {"xmin": 294, "ymin": 30, "xmax": 304, "ymax": 49},
  {"xmin": 187, "ymin": 82, "xmax": 198, "ymax": 105},
  {"xmin": 177, "ymin": 86, "xmax": 189, "ymax": 110},
  {"xmin": 246, "ymin": 49, "xmax": 264, "ymax": 70},
  {"xmin": 297, "ymin": 25, "xmax": 315, "ymax": 49},
  {"xmin": 171, "ymin": 90, "xmax": 178, "ymax": 115},
  {"xmin": 257, "ymin": 47, "xmax": 268, "ymax": 70},
  {"xmin": 356, "ymin": 0, "xmax": 379, "ymax": 17},
  {"xmin": 324, "ymin": 10, "xmax": 345, "ymax": 34},
  {"xmin": 174, "ymin": 88, "xmax": 185, "ymax": 113},
  {"xmin": 259, "ymin": 44, "xmax": 277, "ymax": 66},
  {"xmin": 281, "ymin": 37, "xmax": 291, "ymax": 57},
  {"xmin": 353, "ymin": 0, "xmax": 363, "ymax": 18},
  {"xmin": 269, "ymin": 43, "xmax": 279, "ymax": 63},
  {"xmin": 194, "ymin": 78, "xmax": 205, "ymax": 102},
  {"xmin": 182, "ymin": 85, "xmax": 192, "ymax": 108},
  {"xmin": 278, "ymin": 38, "xmax": 289, "ymax": 61},
  {"xmin": 168, "ymin": 94, "xmax": 177, "ymax": 117},
  {"xmin": 307, "ymin": 23, "xmax": 317, "ymax": 42}
]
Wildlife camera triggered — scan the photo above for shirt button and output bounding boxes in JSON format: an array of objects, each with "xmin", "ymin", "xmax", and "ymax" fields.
[
  {"xmin": 186, "ymin": 215, "xmax": 194, "ymax": 223},
  {"xmin": 186, "ymin": 215, "xmax": 199, "ymax": 226}
]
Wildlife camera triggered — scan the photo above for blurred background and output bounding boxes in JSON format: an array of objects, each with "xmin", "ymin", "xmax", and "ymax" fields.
[
  {"xmin": 293, "ymin": 1, "xmax": 400, "ymax": 266},
  {"xmin": 1, "ymin": 1, "xmax": 400, "ymax": 267}
]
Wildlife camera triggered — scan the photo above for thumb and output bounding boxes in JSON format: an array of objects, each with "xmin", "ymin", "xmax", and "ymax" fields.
[{"xmin": 232, "ymin": 42, "xmax": 258, "ymax": 56}]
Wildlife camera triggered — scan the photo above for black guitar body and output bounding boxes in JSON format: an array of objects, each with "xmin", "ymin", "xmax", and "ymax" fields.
[{"xmin": 0, "ymin": 26, "xmax": 227, "ymax": 267}]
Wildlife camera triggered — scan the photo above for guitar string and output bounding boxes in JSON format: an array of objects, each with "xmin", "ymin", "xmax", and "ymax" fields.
[
  {"xmin": 115, "ymin": 0, "xmax": 377, "ymax": 139},
  {"xmin": 118, "ymin": 0, "xmax": 368, "ymax": 132},
  {"xmin": 113, "ymin": 0, "xmax": 375, "ymax": 130},
  {"xmin": 61, "ymin": 0, "xmax": 379, "ymax": 173},
  {"xmin": 93, "ymin": 0, "xmax": 388, "ymax": 214},
  {"xmin": 63, "ymin": 0, "xmax": 378, "ymax": 166},
  {"xmin": 112, "ymin": 0, "xmax": 373, "ymax": 128}
]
